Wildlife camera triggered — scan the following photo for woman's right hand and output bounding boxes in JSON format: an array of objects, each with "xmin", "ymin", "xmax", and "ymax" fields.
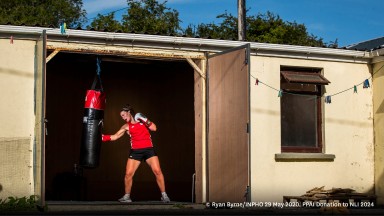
[{"xmin": 102, "ymin": 134, "xmax": 111, "ymax": 142}]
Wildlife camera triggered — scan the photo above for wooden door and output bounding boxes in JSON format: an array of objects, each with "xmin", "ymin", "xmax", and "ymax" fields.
[{"xmin": 207, "ymin": 44, "xmax": 250, "ymax": 202}]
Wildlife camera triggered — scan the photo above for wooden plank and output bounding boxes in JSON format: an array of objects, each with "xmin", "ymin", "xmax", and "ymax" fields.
[
  {"xmin": 187, "ymin": 58, "xmax": 205, "ymax": 79},
  {"xmin": 194, "ymin": 60, "xmax": 204, "ymax": 203}
]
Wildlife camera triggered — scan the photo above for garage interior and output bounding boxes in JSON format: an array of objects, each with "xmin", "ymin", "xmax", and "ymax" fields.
[{"xmin": 45, "ymin": 51, "xmax": 196, "ymax": 202}]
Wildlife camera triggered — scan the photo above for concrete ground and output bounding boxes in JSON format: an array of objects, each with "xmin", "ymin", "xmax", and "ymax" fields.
[
  {"xmin": 19, "ymin": 201, "xmax": 384, "ymax": 215},
  {"xmin": 2, "ymin": 201, "xmax": 384, "ymax": 215}
]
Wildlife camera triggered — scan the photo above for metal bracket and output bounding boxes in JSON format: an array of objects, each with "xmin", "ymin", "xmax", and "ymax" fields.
[
  {"xmin": 244, "ymin": 185, "xmax": 251, "ymax": 202},
  {"xmin": 44, "ymin": 118, "xmax": 48, "ymax": 136},
  {"xmin": 244, "ymin": 48, "xmax": 248, "ymax": 65}
]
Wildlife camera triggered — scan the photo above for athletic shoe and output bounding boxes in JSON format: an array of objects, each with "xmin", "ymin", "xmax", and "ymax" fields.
[
  {"xmin": 161, "ymin": 194, "xmax": 171, "ymax": 203},
  {"xmin": 118, "ymin": 194, "xmax": 132, "ymax": 203}
]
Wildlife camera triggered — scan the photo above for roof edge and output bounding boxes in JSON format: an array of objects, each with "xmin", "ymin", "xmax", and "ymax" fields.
[{"xmin": 0, "ymin": 25, "xmax": 372, "ymax": 59}]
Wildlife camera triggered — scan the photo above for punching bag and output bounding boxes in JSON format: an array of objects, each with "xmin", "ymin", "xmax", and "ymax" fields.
[{"xmin": 80, "ymin": 65, "xmax": 106, "ymax": 168}]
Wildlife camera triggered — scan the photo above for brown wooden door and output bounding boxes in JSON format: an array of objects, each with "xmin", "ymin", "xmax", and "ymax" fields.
[{"xmin": 207, "ymin": 44, "xmax": 250, "ymax": 202}]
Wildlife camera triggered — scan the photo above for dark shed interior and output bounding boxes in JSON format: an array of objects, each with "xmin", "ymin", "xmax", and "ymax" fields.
[{"xmin": 45, "ymin": 52, "xmax": 195, "ymax": 202}]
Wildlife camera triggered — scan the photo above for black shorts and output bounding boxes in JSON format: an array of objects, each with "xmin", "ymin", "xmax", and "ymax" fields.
[{"xmin": 129, "ymin": 147, "xmax": 157, "ymax": 161}]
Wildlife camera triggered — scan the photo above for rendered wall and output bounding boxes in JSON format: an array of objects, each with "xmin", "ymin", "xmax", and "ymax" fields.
[
  {"xmin": 373, "ymin": 61, "xmax": 384, "ymax": 205},
  {"xmin": 0, "ymin": 39, "xmax": 35, "ymax": 199},
  {"xmin": 250, "ymin": 56, "xmax": 374, "ymax": 202}
]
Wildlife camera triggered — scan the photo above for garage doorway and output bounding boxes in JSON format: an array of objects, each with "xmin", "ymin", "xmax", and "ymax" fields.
[{"xmin": 45, "ymin": 52, "xmax": 195, "ymax": 202}]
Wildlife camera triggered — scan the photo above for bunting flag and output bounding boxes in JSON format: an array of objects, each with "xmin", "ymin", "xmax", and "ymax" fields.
[
  {"xmin": 60, "ymin": 22, "xmax": 67, "ymax": 34},
  {"xmin": 255, "ymin": 78, "xmax": 259, "ymax": 85},
  {"xmin": 354, "ymin": 85, "xmax": 357, "ymax": 93},
  {"xmin": 278, "ymin": 90, "xmax": 283, "ymax": 97},
  {"xmin": 325, "ymin": 96, "xmax": 332, "ymax": 104},
  {"xmin": 363, "ymin": 79, "xmax": 370, "ymax": 88}
]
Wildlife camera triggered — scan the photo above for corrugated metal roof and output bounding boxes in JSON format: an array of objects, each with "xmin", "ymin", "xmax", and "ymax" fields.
[
  {"xmin": 2, "ymin": 22, "xmax": 383, "ymax": 52},
  {"xmin": 346, "ymin": 37, "xmax": 384, "ymax": 51},
  {"xmin": 0, "ymin": 22, "xmax": 238, "ymax": 40}
]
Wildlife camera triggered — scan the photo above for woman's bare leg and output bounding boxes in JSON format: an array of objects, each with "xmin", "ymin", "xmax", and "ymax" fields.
[
  {"xmin": 146, "ymin": 156, "xmax": 165, "ymax": 192},
  {"xmin": 125, "ymin": 158, "xmax": 141, "ymax": 194}
]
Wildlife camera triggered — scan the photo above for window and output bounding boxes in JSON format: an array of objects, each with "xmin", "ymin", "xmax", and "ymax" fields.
[{"xmin": 280, "ymin": 66, "xmax": 330, "ymax": 153}]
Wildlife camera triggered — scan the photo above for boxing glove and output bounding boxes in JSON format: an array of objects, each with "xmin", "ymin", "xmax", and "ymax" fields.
[
  {"xmin": 102, "ymin": 134, "xmax": 111, "ymax": 142},
  {"xmin": 134, "ymin": 113, "xmax": 152, "ymax": 127}
]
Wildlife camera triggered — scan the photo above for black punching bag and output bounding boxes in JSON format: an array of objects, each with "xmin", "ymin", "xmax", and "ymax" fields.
[{"xmin": 80, "ymin": 75, "xmax": 106, "ymax": 168}]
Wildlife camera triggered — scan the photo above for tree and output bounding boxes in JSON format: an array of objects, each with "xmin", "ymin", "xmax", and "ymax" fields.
[
  {"xmin": 0, "ymin": 0, "xmax": 87, "ymax": 28},
  {"xmin": 90, "ymin": 0, "xmax": 181, "ymax": 34},
  {"xmin": 88, "ymin": 12, "xmax": 122, "ymax": 31},
  {"xmin": 0, "ymin": 0, "xmax": 330, "ymax": 47},
  {"xmin": 247, "ymin": 11, "xmax": 325, "ymax": 47},
  {"xmin": 89, "ymin": 0, "xmax": 327, "ymax": 46},
  {"xmin": 184, "ymin": 11, "xmax": 326, "ymax": 47},
  {"xmin": 121, "ymin": 0, "xmax": 181, "ymax": 34}
]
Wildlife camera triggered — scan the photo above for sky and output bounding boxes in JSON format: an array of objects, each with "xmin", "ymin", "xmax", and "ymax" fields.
[{"xmin": 82, "ymin": 0, "xmax": 384, "ymax": 47}]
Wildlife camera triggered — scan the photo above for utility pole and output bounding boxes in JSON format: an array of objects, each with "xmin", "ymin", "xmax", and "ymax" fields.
[{"xmin": 238, "ymin": 0, "xmax": 246, "ymax": 41}]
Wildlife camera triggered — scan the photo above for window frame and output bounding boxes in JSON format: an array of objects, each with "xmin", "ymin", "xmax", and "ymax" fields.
[
  {"xmin": 281, "ymin": 71, "xmax": 330, "ymax": 85},
  {"xmin": 280, "ymin": 66, "xmax": 328, "ymax": 153}
]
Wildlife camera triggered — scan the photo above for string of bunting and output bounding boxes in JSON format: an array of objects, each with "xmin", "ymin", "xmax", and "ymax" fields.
[{"xmin": 252, "ymin": 64, "xmax": 384, "ymax": 104}]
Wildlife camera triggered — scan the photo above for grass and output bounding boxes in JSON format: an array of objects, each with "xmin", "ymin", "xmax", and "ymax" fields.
[{"xmin": 0, "ymin": 195, "xmax": 40, "ymax": 212}]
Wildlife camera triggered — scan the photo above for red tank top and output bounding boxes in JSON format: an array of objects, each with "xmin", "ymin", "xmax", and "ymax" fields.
[{"xmin": 127, "ymin": 122, "xmax": 153, "ymax": 149}]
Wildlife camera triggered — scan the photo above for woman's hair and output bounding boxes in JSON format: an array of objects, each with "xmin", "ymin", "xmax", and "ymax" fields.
[{"xmin": 121, "ymin": 104, "xmax": 135, "ymax": 115}]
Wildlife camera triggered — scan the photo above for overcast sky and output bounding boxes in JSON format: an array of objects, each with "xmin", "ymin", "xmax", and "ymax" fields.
[{"xmin": 83, "ymin": 0, "xmax": 384, "ymax": 47}]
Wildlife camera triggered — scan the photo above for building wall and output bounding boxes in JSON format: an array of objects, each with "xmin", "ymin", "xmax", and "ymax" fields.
[
  {"xmin": 373, "ymin": 60, "xmax": 384, "ymax": 205},
  {"xmin": 250, "ymin": 56, "xmax": 374, "ymax": 202},
  {"xmin": 0, "ymin": 39, "xmax": 35, "ymax": 199}
]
